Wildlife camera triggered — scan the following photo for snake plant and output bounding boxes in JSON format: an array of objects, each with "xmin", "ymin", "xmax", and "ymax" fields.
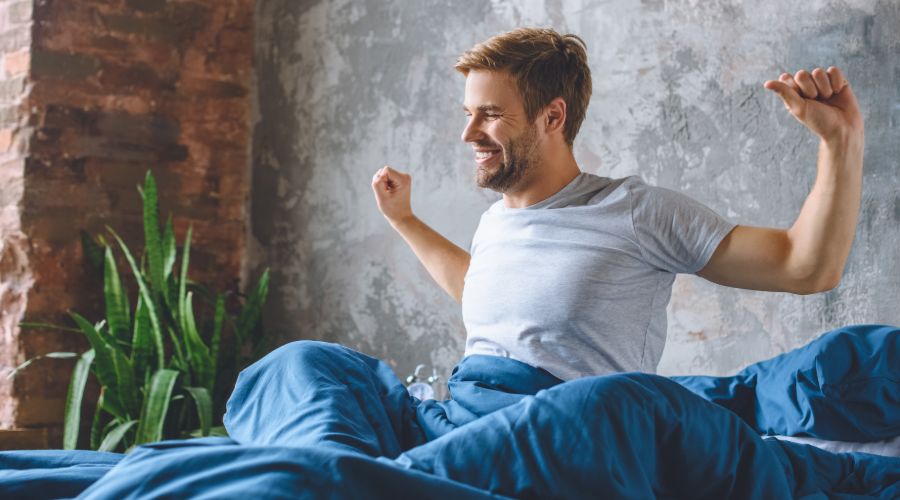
[{"xmin": 13, "ymin": 171, "xmax": 270, "ymax": 452}]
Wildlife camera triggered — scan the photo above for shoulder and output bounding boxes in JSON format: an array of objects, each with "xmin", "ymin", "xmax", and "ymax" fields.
[{"xmin": 622, "ymin": 176, "xmax": 704, "ymax": 208}]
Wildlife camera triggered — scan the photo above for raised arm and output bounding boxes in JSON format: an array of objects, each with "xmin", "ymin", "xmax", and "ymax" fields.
[
  {"xmin": 698, "ymin": 67, "xmax": 864, "ymax": 294},
  {"xmin": 371, "ymin": 166, "xmax": 471, "ymax": 303}
]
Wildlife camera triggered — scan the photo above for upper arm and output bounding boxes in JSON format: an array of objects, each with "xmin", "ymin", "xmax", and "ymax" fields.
[{"xmin": 696, "ymin": 225, "xmax": 832, "ymax": 294}]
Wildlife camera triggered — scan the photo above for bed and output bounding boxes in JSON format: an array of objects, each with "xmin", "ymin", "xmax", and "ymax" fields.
[{"xmin": 2, "ymin": 324, "xmax": 898, "ymax": 499}]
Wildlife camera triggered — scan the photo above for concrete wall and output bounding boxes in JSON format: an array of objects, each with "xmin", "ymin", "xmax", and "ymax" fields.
[{"xmin": 251, "ymin": 0, "xmax": 900, "ymax": 388}]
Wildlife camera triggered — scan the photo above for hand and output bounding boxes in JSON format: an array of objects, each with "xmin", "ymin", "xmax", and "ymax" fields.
[
  {"xmin": 763, "ymin": 67, "xmax": 863, "ymax": 144},
  {"xmin": 371, "ymin": 166, "xmax": 414, "ymax": 225}
]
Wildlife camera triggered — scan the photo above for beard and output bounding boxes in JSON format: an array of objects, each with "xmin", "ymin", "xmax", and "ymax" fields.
[{"xmin": 475, "ymin": 123, "xmax": 540, "ymax": 193}]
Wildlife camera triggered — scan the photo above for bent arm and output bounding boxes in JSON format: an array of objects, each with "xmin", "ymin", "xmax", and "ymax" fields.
[
  {"xmin": 698, "ymin": 67, "xmax": 864, "ymax": 294},
  {"xmin": 699, "ymin": 136, "xmax": 864, "ymax": 294},
  {"xmin": 372, "ymin": 166, "xmax": 470, "ymax": 303},
  {"xmin": 389, "ymin": 216, "xmax": 471, "ymax": 303}
]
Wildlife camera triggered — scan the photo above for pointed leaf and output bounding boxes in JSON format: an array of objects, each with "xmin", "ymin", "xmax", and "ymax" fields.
[
  {"xmin": 7, "ymin": 352, "xmax": 79, "ymax": 379},
  {"xmin": 177, "ymin": 226, "xmax": 192, "ymax": 332},
  {"xmin": 184, "ymin": 386, "xmax": 212, "ymax": 437},
  {"xmin": 166, "ymin": 327, "xmax": 187, "ymax": 375},
  {"xmin": 131, "ymin": 295, "xmax": 153, "ymax": 382},
  {"xmin": 70, "ymin": 313, "xmax": 137, "ymax": 418},
  {"xmin": 98, "ymin": 420, "xmax": 138, "ymax": 452},
  {"xmin": 110, "ymin": 229, "xmax": 165, "ymax": 371},
  {"xmin": 17, "ymin": 322, "xmax": 82, "ymax": 333},
  {"xmin": 140, "ymin": 171, "xmax": 165, "ymax": 300},
  {"xmin": 69, "ymin": 313, "xmax": 116, "ymax": 389},
  {"xmin": 90, "ymin": 392, "xmax": 107, "ymax": 451},
  {"xmin": 162, "ymin": 214, "xmax": 176, "ymax": 279},
  {"xmin": 162, "ymin": 215, "xmax": 178, "ymax": 313},
  {"xmin": 103, "ymin": 247, "xmax": 131, "ymax": 342},
  {"xmin": 63, "ymin": 349, "xmax": 95, "ymax": 450},
  {"xmin": 182, "ymin": 292, "xmax": 213, "ymax": 391},
  {"xmin": 135, "ymin": 369, "xmax": 179, "ymax": 445}
]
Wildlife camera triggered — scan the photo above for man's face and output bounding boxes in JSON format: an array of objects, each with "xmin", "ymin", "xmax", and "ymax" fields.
[{"xmin": 461, "ymin": 70, "xmax": 542, "ymax": 193}]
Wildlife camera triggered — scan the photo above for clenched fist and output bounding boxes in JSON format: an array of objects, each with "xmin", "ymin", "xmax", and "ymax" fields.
[
  {"xmin": 372, "ymin": 166, "xmax": 414, "ymax": 225},
  {"xmin": 763, "ymin": 66, "xmax": 863, "ymax": 144}
]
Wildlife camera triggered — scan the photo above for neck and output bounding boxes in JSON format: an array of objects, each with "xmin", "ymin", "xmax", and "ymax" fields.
[{"xmin": 502, "ymin": 146, "xmax": 581, "ymax": 208}]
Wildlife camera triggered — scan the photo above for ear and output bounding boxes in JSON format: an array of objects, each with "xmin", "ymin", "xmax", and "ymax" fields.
[{"xmin": 544, "ymin": 97, "xmax": 567, "ymax": 137}]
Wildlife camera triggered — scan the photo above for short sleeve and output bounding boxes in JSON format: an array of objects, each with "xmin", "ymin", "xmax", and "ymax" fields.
[{"xmin": 628, "ymin": 177, "xmax": 736, "ymax": 274}]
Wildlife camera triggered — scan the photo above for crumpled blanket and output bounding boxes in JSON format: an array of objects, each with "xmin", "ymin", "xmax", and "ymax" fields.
[{"xmin": 1, "ymin": 324, "xmax": 898, "ymax": 499}]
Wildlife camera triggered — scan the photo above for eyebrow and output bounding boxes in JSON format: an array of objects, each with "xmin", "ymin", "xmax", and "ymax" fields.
[{"xmin": 463, "ymin": 104, "xmax": 503, "ymax": 113}]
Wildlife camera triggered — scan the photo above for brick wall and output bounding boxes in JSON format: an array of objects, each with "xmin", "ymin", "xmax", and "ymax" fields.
[{"xmin": 0, "ymin": 0, "xmax": 254, "ymax": 447}]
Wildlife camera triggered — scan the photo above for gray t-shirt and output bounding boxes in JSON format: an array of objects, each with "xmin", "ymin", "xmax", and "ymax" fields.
[{"xmin": 461, "ymin": 173, "xmax": 736, "ymax": 381}]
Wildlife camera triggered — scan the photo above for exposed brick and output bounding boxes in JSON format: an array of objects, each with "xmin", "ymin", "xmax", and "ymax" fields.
[
  {"xmin": 178, "ymin": 77, "xmax": 247, "ymax": 99},
  {"xmin": 0, "ymin": 428, "xmax": 48, "ymax": 450},
  {"xmin": 31, "ymin": 50, "xmax": 100, "ymax": 81},
  {"xmin": 5, "ymin": 0, "xmax": 255, "ymax": 432},
  {"xmin": 126, "ymin": 0, "xmax": 167, "ymax": 13},
  {"xmin": 98, "ymin": 59, "xmax": 177, "ymax": 91},
  {"xmin": 102, "ymin": 2, "xmax": 211, "ymax": 46},
  {"xmin": 3, "ymin": 49, "xmax": 29, "ymax": 77}
]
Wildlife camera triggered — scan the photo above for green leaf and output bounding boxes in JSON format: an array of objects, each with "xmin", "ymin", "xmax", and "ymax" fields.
[
  {"xmin": 103, "ymin": 247, "xmax": 131, "ymax": 343},
  {"xmin": 140, "ymin": 171, "xmax": 165, "ymax": 302},
  {"xmin": 134, "ymin": 369, "xmax": 179, "ymax": 445},
  {"xmin": 80, "ymin": 229, "xmax": 105, "ymax": 272},
  {"xmin": 70, "ymin": 313, "xmax": 137, "ymax": 418},
  {"xmin": 162, "ymin": 214, "xmax": 176, "ymax": 280},
  {"xmin": 177, "ymin": 226, "xmax": 192, "ymax": 332},
  {"xmin": 17, "ymin": 322, "xmax": 82, "ymax": 333},
  {"xmin": 166, "ymin": 327, "xmax": 187, "ymax": 375},
  {"xmin": 63, "ymin": 350, "xmax": 95, "ymax": 450},
  {"xmin": 188, "ymin": 425, "xmax": 228, "ymax": 438},
  {"xmin": 161, "ymin": 216, "xmax": 178, "ymax": 314},
  {"xmin": 69, "ymin": 313, "xmax": 116, "ymax": 389},
  {"xmin": 90, "ymin": 392, "xmax": 107, "ymax": 450},
  {"xmin": 131, "ymin": 295, "xmax": 153, "ymax": 384},
  {"xmin": 110, "ymin": 229, "xmax": 165, "ymax": 372},
  {"xmin": 7, "ymin": 351, "xmax": 82, "ymax": 379},
  {"xmin": 182, "ymin": 292, "xmax": 213, "ymax": 391},
  {"xmin": 184, "ymin": 386, "xmax": 212, "ymax": 437},
  {"xmin": 98, "ymin": 420, "xmax": 138, "ymax": 452},
  {"xmin": 236, "ymin": 269, "xmax": 270, "ymax": 343}
]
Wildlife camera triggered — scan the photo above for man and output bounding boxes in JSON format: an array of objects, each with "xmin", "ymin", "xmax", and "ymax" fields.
[
  {"xmin": 371, "ymin": 27, "xmax": 864, "ymax": 381},
  {"xmin": 221, "ymin": 28, "xmax": 895, "ymax": 498}
]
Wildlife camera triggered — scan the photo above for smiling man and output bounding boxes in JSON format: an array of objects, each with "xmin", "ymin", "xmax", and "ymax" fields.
[
  {"xmin": 218, "ymin": 28, "xmax": 896, "ymax": 498},
  {"xmin": 372, "ymin": 27, "xmax": 865, "ymax": 380}
]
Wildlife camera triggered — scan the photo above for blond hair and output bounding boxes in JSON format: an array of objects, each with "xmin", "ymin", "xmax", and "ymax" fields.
[{"xmin": 455, "ymin": 27, "xmax": 592, "ymax": 146}]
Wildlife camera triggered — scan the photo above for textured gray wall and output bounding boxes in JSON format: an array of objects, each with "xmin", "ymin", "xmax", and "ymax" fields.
[{"xmin": 250, "ymin": 0, "xmax": 900, "ymax": 388}]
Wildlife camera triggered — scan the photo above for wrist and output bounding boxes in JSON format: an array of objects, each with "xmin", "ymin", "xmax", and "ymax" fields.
[
  {"xmin": 821, "ymin": 128, "xmax": 864, "ymax": 154},
  {"xmin": 388, "ymin": 213, "xmax": 418, "ymax": 231}
]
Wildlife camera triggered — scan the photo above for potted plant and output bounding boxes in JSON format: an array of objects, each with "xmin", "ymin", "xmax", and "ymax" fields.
[{"xmin": 12, "ymin": 170, "xmax": 270, "ymax": 452}]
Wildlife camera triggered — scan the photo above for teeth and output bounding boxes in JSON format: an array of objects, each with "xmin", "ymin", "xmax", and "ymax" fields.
[{"xmin": 476, "ymin": 151, "xmax": 497, "ymax": 159}]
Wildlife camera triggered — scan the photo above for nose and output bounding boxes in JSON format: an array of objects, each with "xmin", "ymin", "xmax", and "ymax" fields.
[{"xmin": 460, "ymin": 116, "xmax": 482, "ymax": 144}]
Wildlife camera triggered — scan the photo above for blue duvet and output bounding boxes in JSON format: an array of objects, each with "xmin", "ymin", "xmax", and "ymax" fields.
[{"xmin": 2, "ymin": 324, "xmax": 898, "ymax": 499}]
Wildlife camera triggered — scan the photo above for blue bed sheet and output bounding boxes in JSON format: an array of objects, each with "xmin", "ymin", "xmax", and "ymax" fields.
[{"xmin": 1, "ymin": 324, "xmax": 898, "ymax": 499}]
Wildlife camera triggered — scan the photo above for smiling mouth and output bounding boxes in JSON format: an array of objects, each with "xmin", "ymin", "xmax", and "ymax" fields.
[{"xmin": 475, "ymin": 150, "xmax": 501, "ymax": 165}]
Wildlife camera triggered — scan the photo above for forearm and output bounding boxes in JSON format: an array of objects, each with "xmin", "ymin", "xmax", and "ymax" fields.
[
  {"xmin": 786, "ymin": 134, "xmax": 864, "ymax": 290},
  {"xmin": 390, "ymin": 215, "xmax": 471, "ymax": 303}
]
